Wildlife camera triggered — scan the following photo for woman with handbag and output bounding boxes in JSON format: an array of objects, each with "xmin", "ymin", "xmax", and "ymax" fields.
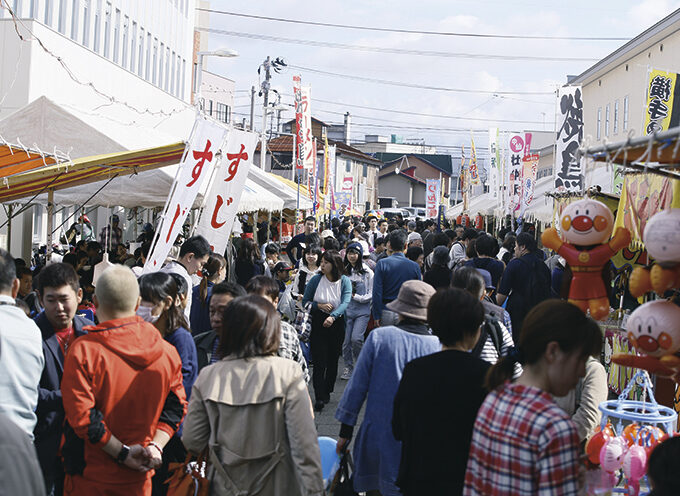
[
  {"xmin": 181, "ymin": 295, "xmax": 324, "ymax": 496},
  {"xmin": 303, "ymin": 250, "xmax": 352, "ymax": 412}
]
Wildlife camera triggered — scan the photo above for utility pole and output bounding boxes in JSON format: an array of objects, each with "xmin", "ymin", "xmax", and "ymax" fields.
[
  {"xmin": 259, "ymin": 56, "xmax": 271, "ymax": 169},
  {"xmin": 249, "ymin": 85, "xmax": 255, "ymax": 131}
]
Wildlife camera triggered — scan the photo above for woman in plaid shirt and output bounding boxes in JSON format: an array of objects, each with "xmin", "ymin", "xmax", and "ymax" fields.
[{"xmin": 464, "ymin": 300, "xmax": 601, "ymax": 495}]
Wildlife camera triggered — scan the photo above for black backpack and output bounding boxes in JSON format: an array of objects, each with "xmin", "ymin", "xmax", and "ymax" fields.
[
  {"xmin": 471, "ymin": 317, "xmax": 504, "ymax": 359},
  {"xmin": 517, "ymin": 255, "xmax": 552, "ymax": 310}
]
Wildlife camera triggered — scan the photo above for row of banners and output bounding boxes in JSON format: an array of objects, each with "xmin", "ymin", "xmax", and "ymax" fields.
[{"xmin": 143, "ymin": 118, "xmax": 258, "ymax": 272}]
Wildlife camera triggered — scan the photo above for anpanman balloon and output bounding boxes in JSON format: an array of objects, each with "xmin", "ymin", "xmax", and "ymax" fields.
[{"xmin": 542, "ymin": 199, "xmax": 631, "ymax": 320}]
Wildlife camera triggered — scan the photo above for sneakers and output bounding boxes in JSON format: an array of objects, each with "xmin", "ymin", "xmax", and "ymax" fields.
[{"xmin": 340, "ymin": 367, "xmax": 352, "ymax": 380}]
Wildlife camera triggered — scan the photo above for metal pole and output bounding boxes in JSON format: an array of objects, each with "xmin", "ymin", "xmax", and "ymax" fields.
[
  {"xmin": 7, "ymin": 205, "xmax": 12, "ymax": 251},
  {"xmin": 249, "ymin": 85, "xmax": 256, "ymax": 131},
  {"xmin": 195, "ymin": 54, "xmax": 204, "ymax": 110},
  {"xmin": 46, "ymin": 189, "xmax": 54, "ymax": 260},
  {"xmin": 266, "ymin": 210, "xmax": 272, "ymax": 243},
  {"xmin": 259, "ymin": 57, "xmax": 271, "ymax": 169}
]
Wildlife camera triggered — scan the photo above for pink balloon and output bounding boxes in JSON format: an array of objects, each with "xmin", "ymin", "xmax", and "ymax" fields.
[
  {"xmin": 623, "ymin": 444, "xmax": 647, "ymax": 481},
  {"xmin": 600, "ymin": 437, "xmax": 626, "ymax": 473}
]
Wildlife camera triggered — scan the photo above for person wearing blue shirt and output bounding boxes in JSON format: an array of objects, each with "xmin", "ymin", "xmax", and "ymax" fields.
[
  {"xmin": 372, "ymin": 229, "xmax": 422, "ymax": 326},
  {"xmin": 285, "ymin": 216, "xmax": 317, "ymax": 265}
]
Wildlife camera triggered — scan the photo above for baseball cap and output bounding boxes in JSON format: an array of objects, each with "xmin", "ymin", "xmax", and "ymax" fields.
[{"xmin": 273, "ymin": 261, "xmax": 292, "ymax": 273}]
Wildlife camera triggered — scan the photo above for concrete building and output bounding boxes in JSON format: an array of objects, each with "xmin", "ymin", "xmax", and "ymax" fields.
[
  {"xmin": 0, "ymin": 1, "xmax": 207, "ymax": 259},
  {"xmin": 568, "ymin": 9, "xmax": 680, "ymax": 147}
]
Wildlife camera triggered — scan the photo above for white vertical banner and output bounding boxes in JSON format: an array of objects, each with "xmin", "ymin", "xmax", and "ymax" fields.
[
  {"xmin": 507, "ymin": 132, "xmax": 528, "ymax": 215},
  {"xmin": 488, "ymin": 128, "xmax": 499, "ymax": 201},
  {"xmin": 144, "ymin": 118, "xmax": 228, "ymax": 273},
  {"xmin": 301, "ymin": 85, "xmax": 314, "ymax": 170},
  {"xmin": 425, "ymin": 178, "xmax": 441, "ymax": 218},
  {"xmin": 554, "ymin": 85, "xmax": 584, "ymax": 192},
  {"xmin": 194, "ymin": 129, "xmax": 258, "ymax": 255}
]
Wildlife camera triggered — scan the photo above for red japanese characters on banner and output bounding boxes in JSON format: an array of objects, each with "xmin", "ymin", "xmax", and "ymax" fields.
[
  {"xmin": 293, "ymin": 76, "xmax": 305, "ymax": 171},
  {"xmin": 425, "ymin": 178, "xmax": 441, "ymax": 218},
  {"xmin": 194, "ymin": 129, "xmax": 259, "ymax": 255},
  {"xmin": 144, "ymin": 118, "xmax": 228, "ymax": 273}
]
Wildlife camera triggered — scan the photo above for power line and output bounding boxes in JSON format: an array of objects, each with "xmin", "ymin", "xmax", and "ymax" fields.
[
  {"xmin": 287, "ymin": 64, "xmax": 556, "ymax": 96},
  {"xmin": 197, "ymin": 8, "xmax": 630, "ymax": 41},
  {"xmin": 198, "ymin": 27, "xmax": 601, "ymax": 62}
]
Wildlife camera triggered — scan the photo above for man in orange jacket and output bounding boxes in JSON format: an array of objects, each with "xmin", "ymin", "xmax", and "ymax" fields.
[{"xmin": 61, "ymin": 265, "xmax": 186, "ymax": 495}]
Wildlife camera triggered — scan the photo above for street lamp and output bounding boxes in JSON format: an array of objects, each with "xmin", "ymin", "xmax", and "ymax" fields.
[{"xmin": 194, "ymin": 48, "xmax": 239, "ymax": 108}]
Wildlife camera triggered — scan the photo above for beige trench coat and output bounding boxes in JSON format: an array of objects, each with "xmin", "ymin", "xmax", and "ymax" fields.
[{"xmin": 182, "ymin": 355, "xmax": 325, "ymax": 496}]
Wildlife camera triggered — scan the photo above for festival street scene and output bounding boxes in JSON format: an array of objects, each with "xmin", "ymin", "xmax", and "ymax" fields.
[{"xmin": 2, "ymin": 1, "xmax": 680, "ymax": 495}]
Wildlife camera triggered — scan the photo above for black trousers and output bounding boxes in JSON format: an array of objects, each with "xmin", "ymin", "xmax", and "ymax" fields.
[{"xmin": 310, "ymin": 309, "xmax": 345, "ymax": 403}]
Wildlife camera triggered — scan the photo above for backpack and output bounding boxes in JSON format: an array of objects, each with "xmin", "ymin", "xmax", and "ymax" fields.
[
  {"xmin": 471, "ymin": 316, "xmax": 504, "ymax": 359},
  {"xmin": 517, "ymin": 255, "xmax": 551, "ymax": 310}
]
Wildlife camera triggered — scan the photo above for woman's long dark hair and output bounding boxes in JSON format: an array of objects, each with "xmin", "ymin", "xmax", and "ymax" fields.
[
  {"xmin": 199, "ymin": 254, "xmax": 226, "ymax": 306},
  {"xmin": 486, "ymin": 300, "xmax": 601, "ymax": 390},
  {"xmin": 237, "ymin": 238, "xmax": 258, "ymax": 262},
  {"xmin": 138, "ymin": 272, "xmax": 188, "ymax": 334}
]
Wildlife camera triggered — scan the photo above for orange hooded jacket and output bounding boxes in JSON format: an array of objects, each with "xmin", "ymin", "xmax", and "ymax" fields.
[{"xmin": 61, "ymin": 315, "xmax": 186, "ymax": 493}]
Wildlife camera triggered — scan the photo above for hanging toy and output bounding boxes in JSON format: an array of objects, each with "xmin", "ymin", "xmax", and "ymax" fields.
[
  {"xmin": 599, "ymin": 436, "xmax": 627, "ymax": 488},
  {"xmin": 622, "ymin": 444, "xmax": 647, "ymax": 496},
  {"xmin": 612, "ymin": 299, "xmax": 680, "ymax": 376},
  {"xmin": 629, "ymin": 208, "xmax": 680, "ymax": 297},
  {"xmin": 541, "ymin": 199, "xmax": 631, "ymax": 320},
  {"xmin": 585, "ymin": 423, "xmax": 615, "ymax": 464},
  {"xmin": 622, "ymin": 423, "xmax": 640, "ymax": 447}
]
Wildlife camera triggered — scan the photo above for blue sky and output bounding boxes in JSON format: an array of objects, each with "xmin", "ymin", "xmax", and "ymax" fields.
[{"xmin": 205, "ymin": 0, "xmax": 680, "ymax": 156}]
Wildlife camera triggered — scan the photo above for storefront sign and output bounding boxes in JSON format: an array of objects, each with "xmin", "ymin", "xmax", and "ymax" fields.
[
  {"xmin": 644, "ymin": 69, "xmax": 680, "ymax": 135},
  {"xmin": 425, "ymin": 178, "xmax": 441, "ymax": 218},
  {"xmin": 555, "ymin": 85, "xmax": 584, "ymax": 192}
]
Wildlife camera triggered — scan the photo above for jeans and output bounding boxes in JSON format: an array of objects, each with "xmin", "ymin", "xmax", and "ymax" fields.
[
  {"xmin": 342, "ymin": 311, "xmax": 370, "ymax": 370},
  {"xmin": 310, "ymin": 309, "xmax": 345, "ymax": 403}
]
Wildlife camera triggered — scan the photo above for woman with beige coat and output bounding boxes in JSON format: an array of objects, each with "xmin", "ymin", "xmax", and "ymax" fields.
[{"xmin": 182, "ymin": 295, "xmax": 325, "ymax": 496}]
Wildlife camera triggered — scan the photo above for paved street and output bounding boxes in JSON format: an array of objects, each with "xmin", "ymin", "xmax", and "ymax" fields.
[{"xmin": 309, "ymin": 357, "xmax": 365, "ymax": 438}]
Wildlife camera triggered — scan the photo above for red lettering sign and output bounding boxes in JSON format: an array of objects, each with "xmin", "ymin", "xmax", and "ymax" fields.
[
  {"xmin": 210, "ymin": 195, "xmax": 234, "ymax": 229},
  {"xmin": 225, "ymin": 144, "xmax": 248, "ymax": 182},
  {"xmin": 166, "ymin": 203, "xmax": 186, "ymax": 242},
  {"xmin": 188, "ymin": 140, "xmax": 213, "ymax": 187}
]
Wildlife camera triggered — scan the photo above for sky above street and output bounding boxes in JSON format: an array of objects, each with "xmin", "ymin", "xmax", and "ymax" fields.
[{"xmin": 204, "ymin": 0, "xmax": 680, "ymax": 158}]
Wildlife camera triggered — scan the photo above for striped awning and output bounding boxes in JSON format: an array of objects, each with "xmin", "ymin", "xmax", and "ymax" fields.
[{"xmin": 0, "ymin": 141, "xmax": 186, "ymax": 203}]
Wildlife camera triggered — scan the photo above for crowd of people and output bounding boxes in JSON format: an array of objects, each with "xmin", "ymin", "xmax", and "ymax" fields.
[{"xmin": 1, "ymin": 210, "xmax": 679, "ymax": 496}]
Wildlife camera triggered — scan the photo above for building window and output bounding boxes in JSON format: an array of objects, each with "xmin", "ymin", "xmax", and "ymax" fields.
[
  {"xmin": 165, "ymin": 46, "xmax": 170, "ymax": 91},
  {"xmin": 207, "ymin": 100, "xmax": 213, "ymax": 116},
  {"xmin": 93, "ymin": 0, "xmax": 101, "ymax": 53},
  {"xmin": 139, "ymin": 29, "xmax": 146, "ymax": 77},
  {"xmin": 121, "ymin": 16, "xmax": 128, "ymax": 68},
  {"xmin": 103, "ymin": 2, "xmax": 110, "ymax": 58},
  {"xmin": 112, "ymin": 8, "xmax": 120, "ymax": 63},
  {"xmin": 170, "ymin": 50, "xmax": 176, "ymax": 94},
  {"xmin": 623, "ymin": 96, "xmax": 629, "ymax": 130},
  {"xmin": 58, "ymin": 0, "xmax": 67, "ymax": 33},
  {"xmin": 614, "ymin": 100, "xmax": 619, "ymax": 134},
  {"xmin": 181, "ymin": 59, "xmax": 186, "ymax": 100},
  {"xmin": 129, "ymin": 21, "xmax": 136, "ymax": 71},
  {"xmin": 158, "ymin": 42, "xmax": 164, "ymax": 88},
  {"xmin": 176, "ymin": 54, "xmax": 181, "ymax": 98},
  {"xmin": 362, "ymin": 163, "xmax": 368, "ymax": 178},
  {"xmin": 82, "ymin": 0, "xmax": 90, "ymax": 47},
  {"xmin": 605, "ymin": 104, "xmax": 610, "ymax": 137},
  {"xmin": 44, "ymin": 0, "xmax": 52, "ymax": 25},
  {"xmin": 13, "ymin": 0, "xmax": 22, "ymax": 17},
  {"xmin": 215, "ymin": 102, "xmax": 228, "ymax": 122},
  {"xmin": 30, "ymin": 0, "xmax": 37, "ymax": 18},
  {"xmin": 345, "ymin": 161, "xmax": 351, "ymax": 173},
  {"xmin": 70, "ymin": 0, "xmax": 79, "ymax": 40},
  {"xmin": 597, "ymin": 107, "xmax": 602, "ymax": 140},
  {"xmin": 152, "ymin": 38, "xmax": 158, "ymax": 84},
  {"xmin": 146, "ymin": 32, "xmax": 152, "ymax": 80}
]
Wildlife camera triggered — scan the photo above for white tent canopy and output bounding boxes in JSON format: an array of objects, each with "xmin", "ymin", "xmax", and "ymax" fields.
[
  {"xmin": 248, "ymin": 165, "xmax": 312, "ymax": 211},
  {"xmin": 446, "ymin": 192, "xmax": 499, "ymax": 219}
]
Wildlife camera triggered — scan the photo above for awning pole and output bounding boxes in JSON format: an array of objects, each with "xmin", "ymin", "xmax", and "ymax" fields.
[
  {"xmin": 46, "ymin": 189, "xmax": 54, "ymax": 260},
  {"xmin": 7, "ymin": 205, "xmax": 12, "ymax": 252},
  {"xmin": 266, "ymin": 210, "xmax": 272, "ymax": 243}
]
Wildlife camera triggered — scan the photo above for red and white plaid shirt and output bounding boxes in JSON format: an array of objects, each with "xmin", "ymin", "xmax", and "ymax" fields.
[{"xmin": 464, "ymin": 383, "xmax": 581, "ymax": 496}]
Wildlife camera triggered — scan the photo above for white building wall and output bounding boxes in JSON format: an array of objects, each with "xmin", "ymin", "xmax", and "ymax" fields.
[{"xmin": 2, "ymin": 0, "xmax": 195, "ymax": 102}]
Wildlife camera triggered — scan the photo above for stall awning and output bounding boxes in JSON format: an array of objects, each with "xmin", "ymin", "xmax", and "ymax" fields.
[
  {"xmin": 0, "ymin": 140, "xmax": 63, "ymax": 179},
  {"xmin": 0, "ymin": 142, "xmax": 186, "ymax": 203}
]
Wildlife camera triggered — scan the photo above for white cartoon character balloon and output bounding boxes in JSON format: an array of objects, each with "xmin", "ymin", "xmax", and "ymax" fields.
[{"xmin": 560, "ymin": 199, "xmax": 615, "ymax": 246}]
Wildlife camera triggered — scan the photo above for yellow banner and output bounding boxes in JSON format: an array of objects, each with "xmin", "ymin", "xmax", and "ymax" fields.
[
  {"xmin": 612, "ymin": 173, "xmax": 680, "ymax": 269},
  {"xmin": 643, "ymin": 69, "xmax": 678, "ymax": 134}
]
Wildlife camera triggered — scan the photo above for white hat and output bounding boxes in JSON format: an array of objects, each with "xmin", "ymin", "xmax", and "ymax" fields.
[
  {"xmin": 321, "ymin": 229, "xmax": 335, "ymax": 239},
  {"xmin": 407, "ymin": 232, "xmax": 422, "ymax": 244}
]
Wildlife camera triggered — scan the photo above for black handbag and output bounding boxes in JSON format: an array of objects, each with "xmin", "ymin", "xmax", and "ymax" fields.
[{"xmin": 329, "ymin": 452, "xmax": 359, "ymax": 496}]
